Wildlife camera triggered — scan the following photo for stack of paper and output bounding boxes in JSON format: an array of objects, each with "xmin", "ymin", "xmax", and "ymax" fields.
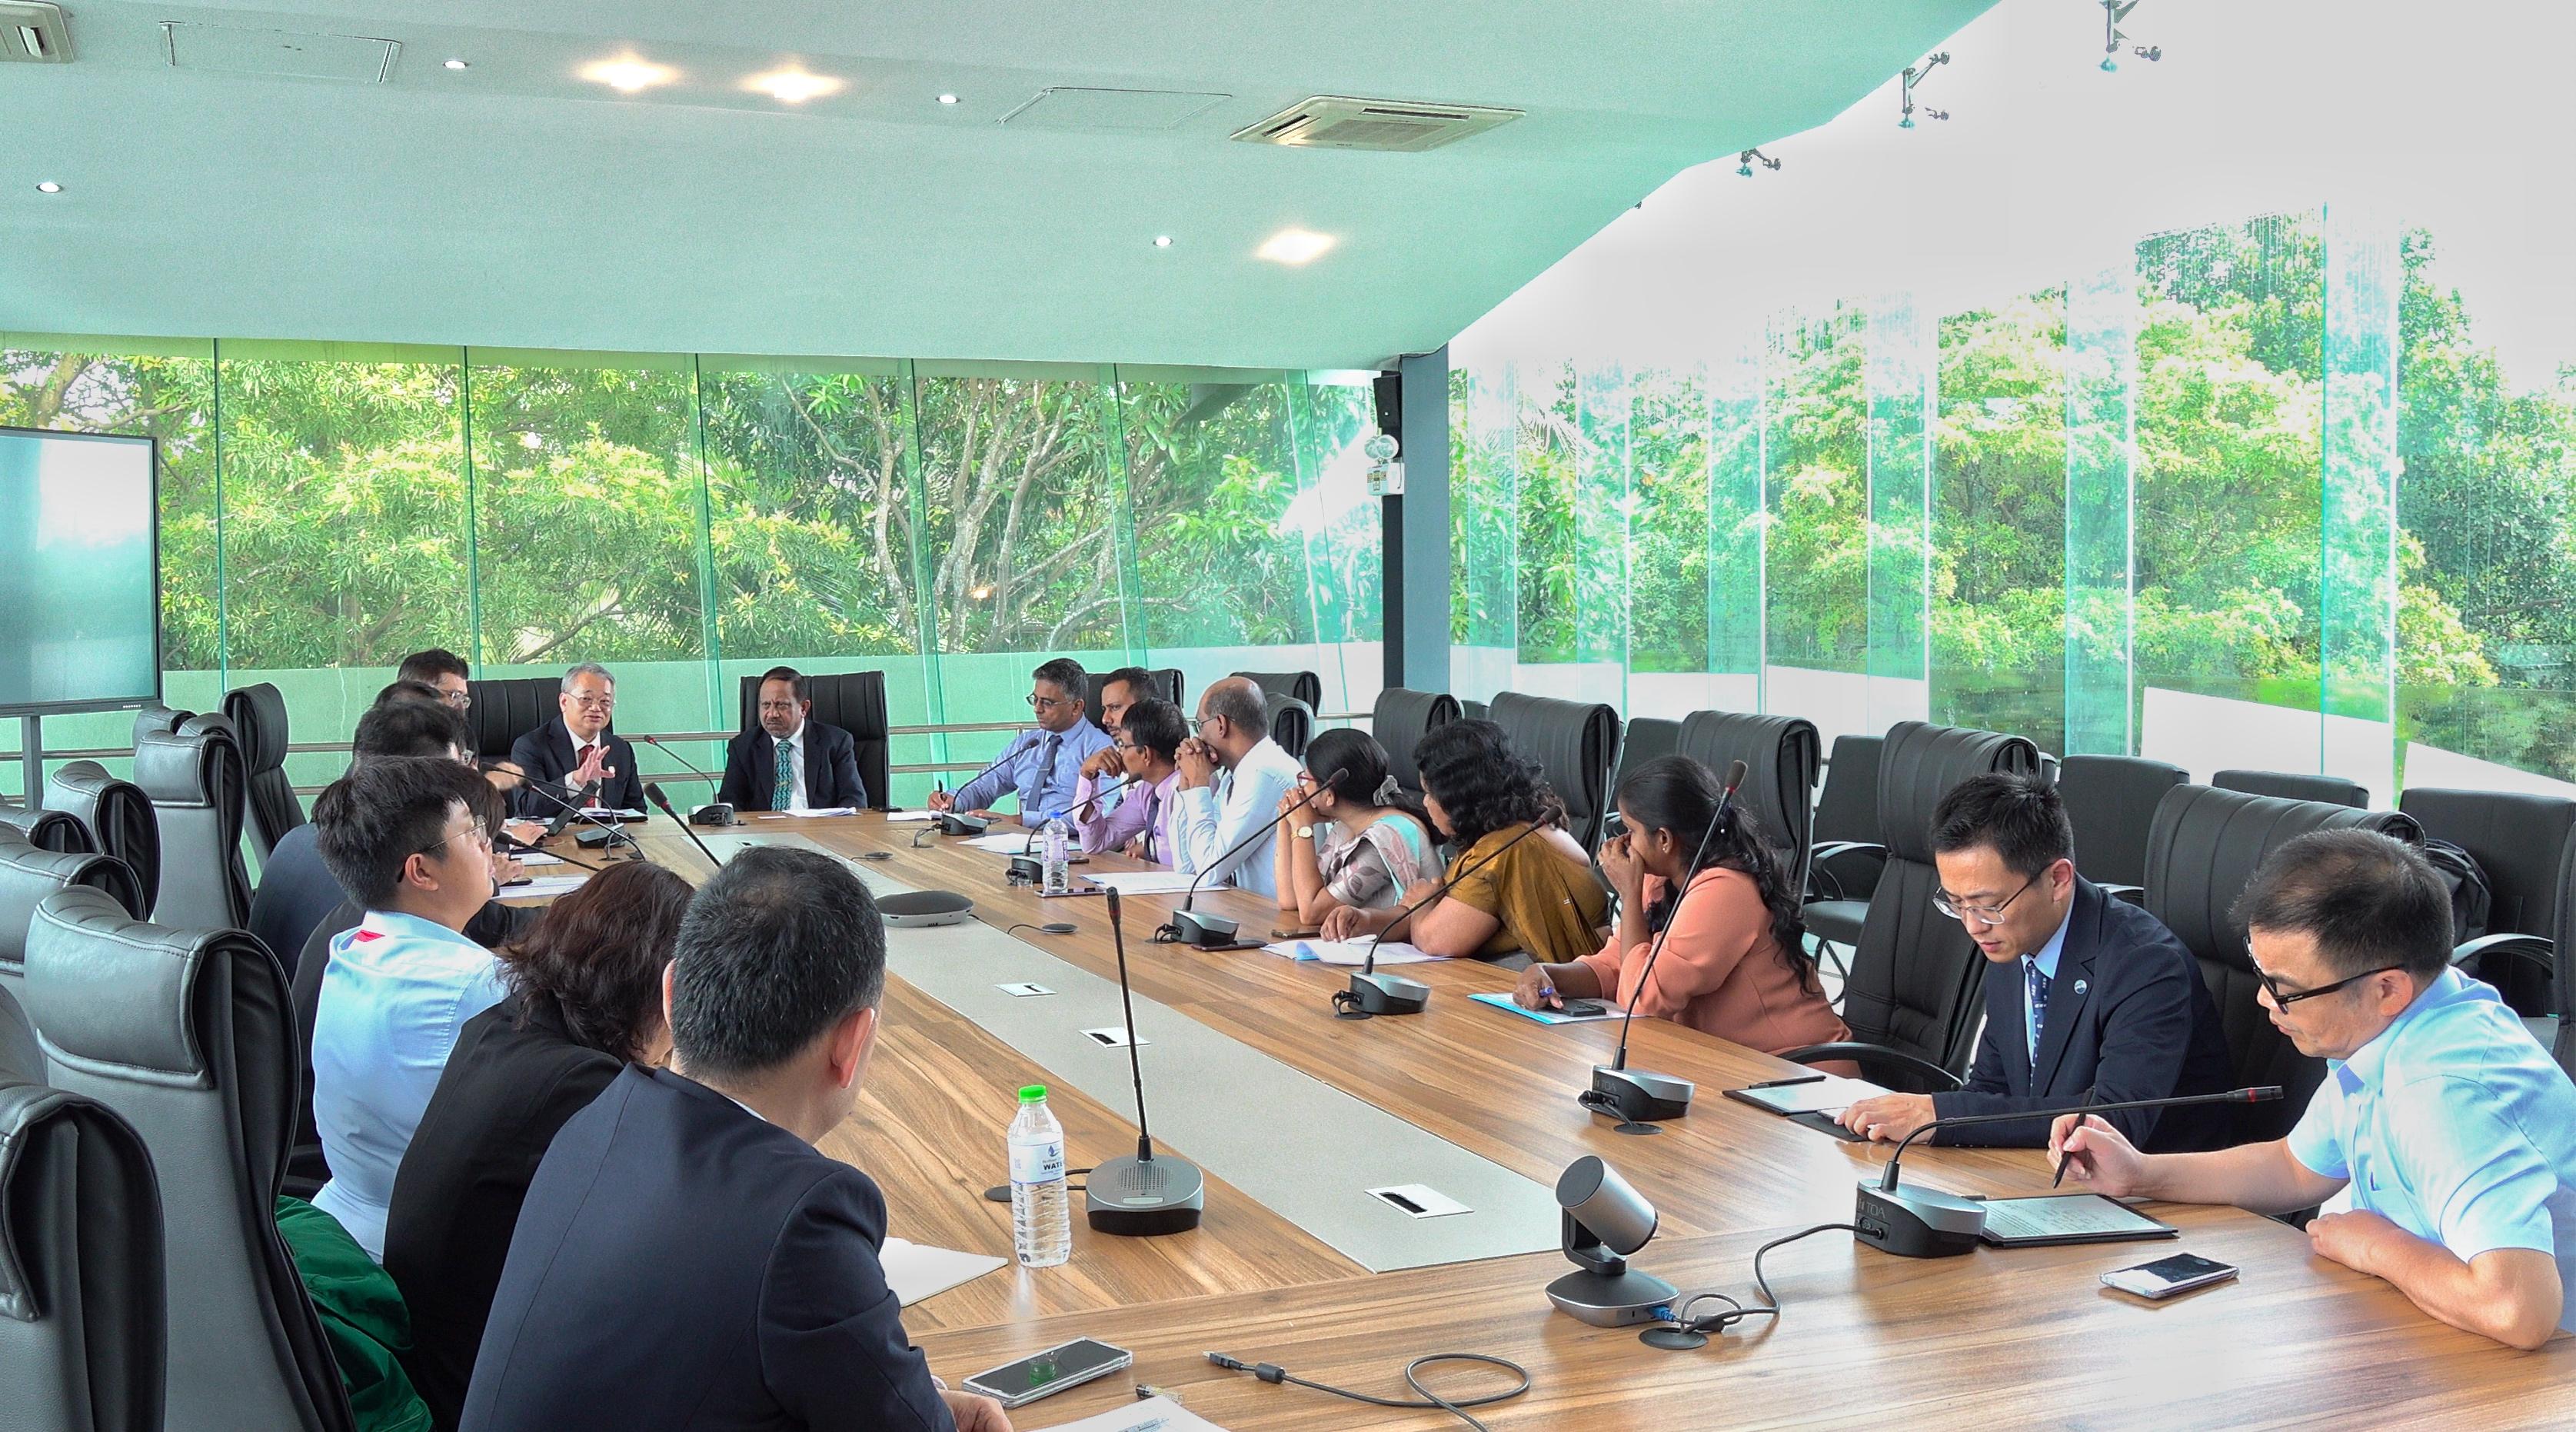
[
  {"xmin": 1036, "ymin": 1397, "xmax": 1227, "ymax": 1432},
  {"xmin": 1079, "ymin": 871, "xmax": 1201, "ymax": 894},
  {"xmin": 879, "ymin": 1237, "xmax": 1007, "ymax": 1306},
  {"xmin": 1260, "ymin": 938, "xmax": 1444, "ymax": 966},
  {"xmin": 508, "ymin": 874, "xmax": 590, "ymax": 900}
]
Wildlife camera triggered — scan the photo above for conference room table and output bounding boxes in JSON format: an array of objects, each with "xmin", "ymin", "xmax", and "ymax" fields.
[{"xmin": 542, "ymin": 811, "xmax": 2574, "ymax": 1429}]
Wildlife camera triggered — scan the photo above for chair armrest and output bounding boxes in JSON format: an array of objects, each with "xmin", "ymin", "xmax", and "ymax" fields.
[
  {"xmin": 2098, "ymin": 882, "xmax": 2146, "ymax": 907},
  {"xmin": 1779, "ymin": 1041, "xmax": 1965, "ymax": 1094},
  {"xmin": 2453, "ymin": 933, "xmax": 2555, "ymax": 1018},
  {"xmin": 1806, "ymin": 841, "xmax": 1889, "ymax": 903}
]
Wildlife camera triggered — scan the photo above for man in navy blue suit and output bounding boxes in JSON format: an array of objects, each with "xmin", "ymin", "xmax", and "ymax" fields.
[
  {"xmin": 460, "ymin": 844, "xmax": 1009, "ymax": 1431},
  {"xmin": 717, "ymin": 666, "xmax": 868, "ymax": 812},
  {"xmin": 505, "ymin": 661, "xmax": 644, "ymax": 819},
  {"xmin": 1841, "ymin": 771, "xmax": 2235, "ymax": 1151}
]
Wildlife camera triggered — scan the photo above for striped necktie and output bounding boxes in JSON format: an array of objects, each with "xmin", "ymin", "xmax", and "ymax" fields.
[
  {"xmin": 2025, "ymin": 955, "xmax": 2052, "ymax": 1063},
  {"xmin": 771, "ymin": 737, "xmax": 795, "ymax": 811}
]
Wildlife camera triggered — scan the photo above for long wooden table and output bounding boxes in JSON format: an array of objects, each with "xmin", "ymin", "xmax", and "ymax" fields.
[{"xmin": 558, "ymin": 812, "xmax": 2572, "ymax": 1428}]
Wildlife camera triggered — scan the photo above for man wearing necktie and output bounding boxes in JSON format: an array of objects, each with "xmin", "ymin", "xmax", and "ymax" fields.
[
  {"xmin": 508, "ymin": 662, "xmax": 645, "ymax": 818},
  {"xmin": 927, "ymin": 657, "xmax": 1113, "ymax": 826},
  {"xmin": 1839, "ymin": 771, "xmax": 2233, "ymax": 1151},
  {"xmin": 717, "ymin": 666, "xmax": 868, "ymax": 813}
]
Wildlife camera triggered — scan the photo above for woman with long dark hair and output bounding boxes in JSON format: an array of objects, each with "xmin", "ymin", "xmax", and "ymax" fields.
[
  {"xmin": 1513, "ymin": 754, "xmax": 1848, "ymax": 1057},
  {"xmin": 1271, "ymin": 728, "xmax": 1442, "ymax": 927},
  {"xmin": 1322, "ymin": 719, "xmax": 1607, "ymax": 965},
  {"xmin": 384, "ymin": 861, "xmax": 695, "ymax": 1429}
]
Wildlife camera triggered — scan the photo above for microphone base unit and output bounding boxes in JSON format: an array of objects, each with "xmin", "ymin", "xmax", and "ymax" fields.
[
  {"xmin": 1587, "ymin": 1066, "xmax": 1695, "ymax": 1125},
  {"xmin": 1168, "ymin": 908, "xmax": 1241, "ymax": 948},
  {"xmin": 1543, "ymin": 1267, "xmax": 1680, "ymax": 1328},
  {"xmin": 688, "ymin": 802, "xmax": 737, "ymax": 828},
  {"xmin": 934, "ymin": 812, "xmax": 992, "ymax": 836},
  {"xmin": 1852, "ymin": 1179, "xmax": 1987, "ymax": 1258},
  {"xmin": 1083, "ymin": 1153, "xmax": 1206, "ymax": 1237},
  {"xmin": 1335, "ymin": 971, "xmax": 1431, "ymax": 1019}
]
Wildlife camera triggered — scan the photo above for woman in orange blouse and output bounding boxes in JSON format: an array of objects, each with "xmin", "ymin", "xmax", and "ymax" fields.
[{"xmin": 1513, "ymin": 754, "xmax": 1846, "ymax": 1059}]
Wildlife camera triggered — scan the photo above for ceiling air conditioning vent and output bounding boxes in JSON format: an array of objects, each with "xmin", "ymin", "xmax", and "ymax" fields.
[
  {"xmin": 1232, "ymin": 95, "xmax": 1520, "ymax": 153},
  {"xmin": 0, "ymin": 2, "xmax": 73, "ymax": 63}
]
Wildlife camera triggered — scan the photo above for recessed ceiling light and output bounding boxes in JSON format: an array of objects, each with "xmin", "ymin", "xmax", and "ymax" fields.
[
  {"xmin": 1153, "ymin": 235, "xmax": 1173, "ymax": 248},
  {"xmin": 1256, "ymin": 228, "xmax": 1336, "ymax": 265},
  {"xmin": 747, "ymin": 66, "xmax": 844, "ymax": 104},
  {"xmin": 443, "ymin": 58, "xmax": 468, "ymax": 71},
  {"xmin": 35, "ymin": 181, "xmax": 62, "ymax": 194},
  {"xmin": 579, "ymin": 53, "xmax": 679, "ymax": 94},
  {"xmin": 937, "ymin": 92, "xmax": 959, "ymax": 105}
]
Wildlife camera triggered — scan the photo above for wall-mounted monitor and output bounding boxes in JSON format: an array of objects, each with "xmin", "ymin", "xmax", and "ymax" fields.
[{"xmin": 0, "ymin": 426, "xmax": 162, "ymax": 717}]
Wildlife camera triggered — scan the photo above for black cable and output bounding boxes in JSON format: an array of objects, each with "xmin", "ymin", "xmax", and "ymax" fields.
[
  {"xmin": 1649, "ymin": 1221, "xmax": 1859, "ymax": 1344},
  {"xmin": 1205, "ymin": 1350, "xmax": 1529, "ymax": 1431}
]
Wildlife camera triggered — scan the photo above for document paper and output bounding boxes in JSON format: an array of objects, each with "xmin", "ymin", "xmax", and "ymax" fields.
[
  {"xmin": 1033, "ymin": 1397, "xmax": 1228, "ymax": 1432},
  {"xmin": 878, "ymin": 1237, "xmax": 1007, "ymax": 1307}
]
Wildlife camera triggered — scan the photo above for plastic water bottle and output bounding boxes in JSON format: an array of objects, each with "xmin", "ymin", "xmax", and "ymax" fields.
[
  {"xmin": 1008, "ymin": 1084, "xmax": 1072, "ymax": 1267},
  {"xmin": 1041, "ymin": 816, "xmax": 1072, "ymax": 895}
]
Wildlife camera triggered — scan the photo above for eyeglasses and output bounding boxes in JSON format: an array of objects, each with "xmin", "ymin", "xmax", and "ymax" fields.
[
  {"xmin": 415, "ymin": 823, "xmax": 493, "ymax": 861},
  {"xmin": 1933, "ymin": 869, "xmax": 2041, "ymax": 926},
  {"xmin": 567, "ymin": 691, "xmax": 615, "ymax": 711},
  {"xmin": 1026, "ymin": 692, "xmax": 1071, "ymax": 712},
  {"xmin": 441, "ymin": 690, "xmax": 472, "ymax": 711},
  {"xmin": 2251, "ymin": 960, "xmax": 2405, "ymax": 1008}
]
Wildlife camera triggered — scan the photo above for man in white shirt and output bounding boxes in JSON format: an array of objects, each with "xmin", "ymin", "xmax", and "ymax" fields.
[
  {"xmin": 717, "ymin": 666, "xmax": 867, "ymax": 812},
  {"xmin": 309, "ymin": 754, "xmax": 509, "ymax": 1260},
  {"xmin": 1172, "ymin": 677, "xmax": 1302, "ymax": 898}
]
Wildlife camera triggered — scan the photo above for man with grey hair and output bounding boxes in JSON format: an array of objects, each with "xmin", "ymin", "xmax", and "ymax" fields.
[
  {"xmin": 1171, "ymin": 675, "xmax": 1302, "ymax": 898},
  {"xmin": 508, "ymin": 661, "xmax": 644, "ymax": 818}
]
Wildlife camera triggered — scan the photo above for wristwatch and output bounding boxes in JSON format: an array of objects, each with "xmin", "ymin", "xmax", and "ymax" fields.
[{"xmin": 1294, "ymin": 824, "xmax": 1316, "ymax": 840}]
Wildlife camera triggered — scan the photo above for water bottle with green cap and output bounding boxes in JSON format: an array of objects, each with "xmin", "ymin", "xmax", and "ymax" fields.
[{"xmin": 1008, "ymin": 1084, "xmax": 1070, "ymax": 1267}]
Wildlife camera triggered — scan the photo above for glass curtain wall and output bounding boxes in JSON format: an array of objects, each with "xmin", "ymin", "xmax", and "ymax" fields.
[
  {"xmin": 0, "ymin": 335, "xmax": 1377, "ymax": 807},
  {"xmin": 1446, "ymin": 205, "xmax": 2542, "ymax": 799}
]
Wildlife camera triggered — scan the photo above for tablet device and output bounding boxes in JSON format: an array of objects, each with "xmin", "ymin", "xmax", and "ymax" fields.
[{"xmin": 1975, "ymin": 1193, "xmax": 2177, "ymax": 1247}]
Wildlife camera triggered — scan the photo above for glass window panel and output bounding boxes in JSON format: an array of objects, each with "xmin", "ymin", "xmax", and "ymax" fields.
[
  {"xmin": 1762, "ymin": 308, "xmax": 1869, "ymax": 736},
  {"xmin": 1510, "ymin": 361, "xmax": 1592, "ymax": 700},
  {"xmin": 1449, "ymin": 361, "xmax": 1520, "ymax": 704},
  {"xmin": 2132, "ymin": 213, "xmax": 2325, "ymax": 781},
  {"xmin": 1705, "ymin": 346, "xmax": 1765, "ymax": 714},
  {"xmin": 1283, "ymin": 378, "xmax": 1381, "ymax": 714},
  {"xmin": 2319, "ymin": 209, "xmax": 2401, "ymax": 804},
  {"xmin": 1933, "ymin": 290, "xmax": 2070, "ymax": 756},
  {"xmin": 467, "ymin": 355, "xmax": 716, "ymax": 784},
  {"xmin": 1866, "ymin": 298, "xmax": 1934, "ymax": 734},
  {"xmin": 1571, "ymin": 362, "xmax": 1632, "ymax": 709},
  {"xmin": 1627, "ymin": 365, "xmax": 1717, "ymax": 718},
  {"xmin": 2065, "ymin": 267, "xmax": 2138, "ymax": 757},
  {"xmin": 0, "ymin": 338, "xmax": 218, "ymax": 798}
]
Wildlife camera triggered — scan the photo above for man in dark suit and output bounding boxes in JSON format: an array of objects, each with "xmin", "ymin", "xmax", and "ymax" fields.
[
  {"xmin": 458, "ymin": 845, "xmax": 1010, "ymax": 1432},
  {"xmin": 1842, "ymin": 771, "xmax": 2234, "ymax": 1151},
  {"xmin": 506, "ymin": 661, "xmax": 644, "ymax": 819},
  {"xmin": 717, "ymin": 666, "xmax": 867, "ymax": 812}
]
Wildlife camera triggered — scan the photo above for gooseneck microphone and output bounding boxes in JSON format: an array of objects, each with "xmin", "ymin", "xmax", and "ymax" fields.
[
  {"xmin": 644, "ymin": 783, "xmax": 726, "ymax": 870},
  {"xmin": 1856, "ymin": 1085, "xmax": 2284, "ymax": 1257},
  {"xmin": 513, "ymin": 772, "xmax": 641, "ymax": 860},
  {"xmin": 1084, "ymin": 888, "xmax": 1206, "ymax": 1235},
  {"xmin": 1584, "ymin": 759, "xmax": 1749, "ymax": 1131},
  {"xmin": 637, "ymin": 734, "xmax": 734, "ymax": 826},
  {"xmin": 932, "ymin": 731, "xmax": 1040, "ymax": 834},
  {"xmin": 1020, "ymin": 772, "xmax": 1143, "ymax": 858},
  {"xmin": 1160, "ymin": 768, "xmax": 1346, "ymax": 948},
  {"xmin": 1331, "ymin": 816, "xmax": 1552, "ymax": 1019}
]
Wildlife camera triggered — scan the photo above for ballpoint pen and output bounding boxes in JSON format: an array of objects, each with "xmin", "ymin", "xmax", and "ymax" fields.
[{"xmin": 1743, "ymin": 1074, "xmax": 1828, "ymax": 1090}]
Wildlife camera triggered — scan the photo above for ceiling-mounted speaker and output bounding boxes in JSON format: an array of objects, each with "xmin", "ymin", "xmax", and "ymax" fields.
[
  {"xmin": 1232, "ymin": 96, "xmax": 1521, "ymax": 153},
  {"xmin": 0, "ymin": 2, "xmax": 73, "ymax": 63}
]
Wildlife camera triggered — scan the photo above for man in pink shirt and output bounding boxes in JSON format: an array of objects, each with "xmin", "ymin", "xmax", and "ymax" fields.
[{"xmin": 1070, "ymin": 699, "xmax": 1189, "ymax": 866}]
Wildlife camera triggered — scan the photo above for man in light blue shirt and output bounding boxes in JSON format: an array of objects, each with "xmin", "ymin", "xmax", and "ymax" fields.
[
  {"xmin": 927, "ymin": 656, "xmax": 1113, "ymax": 825},
  {"xmin": 2055, "ymin": 829, "xmax": 2574, "ymax": 1349},
  {"xmin": 1172, "ymin": 676, "xmax": 1301, "ymax": 899},
  {"xmin": 309, "ymin": 755, "xmax": 510, "ymax": 1260}
]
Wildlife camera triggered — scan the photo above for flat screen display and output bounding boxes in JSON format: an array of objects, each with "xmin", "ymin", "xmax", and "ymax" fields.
[{"xmin": 0, "ymin": 426, "xmax": 161, "ymax": 715}]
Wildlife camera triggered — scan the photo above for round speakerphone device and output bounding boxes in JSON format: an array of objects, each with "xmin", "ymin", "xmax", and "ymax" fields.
[{"xmin": 878, "ymin": 890, "xmax": 976, "ymax": 927}]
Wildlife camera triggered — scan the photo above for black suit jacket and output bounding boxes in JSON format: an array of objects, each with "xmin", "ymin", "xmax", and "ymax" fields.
[
  {"xmin": 458, "ymin": 1065, "xmax": 950, "ymax": 1432},
  {"xmin": 386, "ymin": 997, "xmax": 624, "ymax": 1430},
  {"xmin": 717, "ymin": 721, "xmax": 867, "ymax": 812},
  {"xmin": 1932, "ymin": 878, "xmax": 2235, "ymax": 1151},
  {"xmin": 507, "ymin": 716, "xmax": 644, "ymax": 819}
]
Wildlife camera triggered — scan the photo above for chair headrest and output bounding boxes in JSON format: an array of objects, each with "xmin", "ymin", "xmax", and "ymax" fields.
[
  {"xmin": 0, "ymin": 1079, "xmax": 156, "ymax": 1322},
  {"xmin": 1676, "ymin": 710, "xmax": 1822, "ymax": 848},
  {"xmin": 132, "ymin": 726, "xmax": 240, "ymax": 805},
  {"xmin": 0, "ymin": 807, "xmax": 94, "ymax": 856},
  {"xmin": 0, "ymin": 845, "xmax": 145, "ymax": 970},
  {"xmin": 22, "ymin": 888, "xmax": 208, "ymax": 1084},
  {"xmin": 42, "ymin": 759, "xmax": 122, "ymax": 816},
  {"xmin": 130, "ymin": 707, "xmax": 188, "ymax": 744},
  {"xmin": 221, "ymin": 683, "xmax": 291, "ymax": 771},
  {"xmin": 1876, "ymin": 721, "xmax": 2042, "ymax": 864},
  {"xmin": 2142, "ymin": 784, "xmax": 2422, "ymax": 974},
  {"xmin": 1372, "ymin": 688, "xmax": 1461, "ymax": 789}
]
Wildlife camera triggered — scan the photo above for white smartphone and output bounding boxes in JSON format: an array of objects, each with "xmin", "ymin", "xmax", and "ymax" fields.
[
  {"xmin": 960, "ymin": 1337, "xmax": 1133, "ymax": 1409},
  {"xmin": 2101, "ymin": 1251, "xmax": 2239, "ymax": 1300}
]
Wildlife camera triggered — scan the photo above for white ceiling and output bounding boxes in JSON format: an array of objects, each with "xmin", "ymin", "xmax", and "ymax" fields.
[{"xmin": 0, "ymin": 2, "xmax": 1992, "ymax": 368}]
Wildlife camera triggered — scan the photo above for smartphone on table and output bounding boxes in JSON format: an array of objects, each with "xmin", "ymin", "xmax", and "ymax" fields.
[
  {"xmin": 960, "ymin": 1337, "xmax": 1133, "ymax": 1409},
  {"xmin": 2100, "ymin": 1251, "xmax": 2238, "ymax": 1300}
]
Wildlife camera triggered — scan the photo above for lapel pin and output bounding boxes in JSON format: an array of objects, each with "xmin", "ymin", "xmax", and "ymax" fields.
[{"xmin": 2073, "ymin": 979, "xmax": 2088, "ymax": 996}]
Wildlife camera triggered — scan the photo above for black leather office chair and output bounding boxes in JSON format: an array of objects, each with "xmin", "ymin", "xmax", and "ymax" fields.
[
  {"xmin": 0, "ymin": 829, "xmax": 150, "ymax": 1093},
  {"xmin": 2399, "ymin": 786, "xmax": 2576, "ymax": 1037},
  {"xmin": 23, "ymin": 888, "xmax": 358, "ymax": 1432},
  {"xmin": 133, "ymin": 718, "xmax": 253, "ymax": 931},
  {"xmin": 2212, "ymin": 768, "xmax": 2368, "ymax": 808},
  {"xmin": 285, "ymin": 897, "xmax": 361, "ymax": 1203},
  {"xmin": 1233, "ymin": 670, "xmax": 1323, "ymax": 714},
  {"xmin": 1783, "ymin": 721, "xmax": 2042, "ymax": 1091},
  {"xmin": 2142, "ymin": 785, "xmax": 2421, "ymax": 1142},
  {"xmin": 1612, "ymin": 718, "xmax": 1683, "ymax": 798},
  {"xmin": 2055, "ymin": 754, "xmax": 2189, "ymax": 901},
  {"xmin": 735, "ymin": 670, "xmax": 893, "ymax": 810},
  {"xmin": 45, "ymin": 761, "xmax": 159, "ymax": 907},
  {"xmin": 0, "ymin": 1076, "xmax": 166, "ymax": 1432},
  {"xmin": 1675, "ymin": 711, "xmax": 1822, "ymax": 892},
  {"xmin": 1801, "ymin": 734, "xmax": 1886, "ymax": 951},
  {"xmin": 1090, "ymin": 668, "xmax": 1184, "ymax": 732},
  {"xmin": 1263, "ymin": 694, "xmax": 1315, "ymax": 761},
  {"xmin": 130, "ymin": 707, "xmax": 189, "ymax": 744},
  {"xmin": 461, "ymin": 676, "xmax": 560, "ymax": 763},
  {"xmin": 0, "ymin": 804, "xmax": 92, "ymax": 854},
  {"xmin": 1370, "ymin": 688, "xmax": 1461, "ymax": 804},
  {"xmin": 244, "ymin": 829, "xmax": 345, "ymax": 990},
  {"xmin": 1461, "ymin": 699, "xmax": 1489, "ymax": 722},
  {"xmin": 221, "ymin": 683, "xmax": 305, "ymax": 862},
  {"xmin": 1486, "ymin": 692, "xmax": 1622, "ymax": 852}
]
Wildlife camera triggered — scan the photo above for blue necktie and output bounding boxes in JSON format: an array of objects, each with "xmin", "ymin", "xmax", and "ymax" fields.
[
  {"xmin": 1036, "ymin": 734, "xmax": 1060, "ymax": 813},
  {"xmin": 2025, "ymin": 956, "xmax": 2052, "ymax": 1064}
]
